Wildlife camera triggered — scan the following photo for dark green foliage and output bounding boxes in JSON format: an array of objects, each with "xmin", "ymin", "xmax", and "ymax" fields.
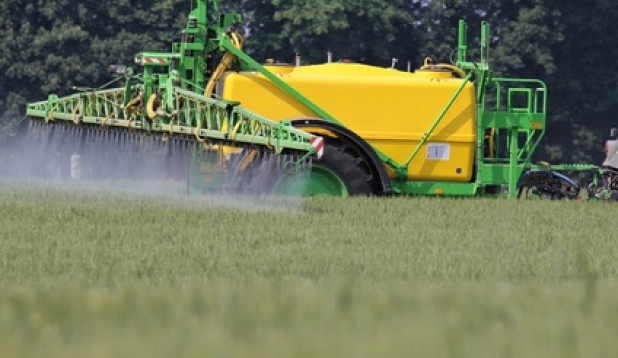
[{"xmin": 0, "ymin": 0, "xmax": 188, "ymax": 121}]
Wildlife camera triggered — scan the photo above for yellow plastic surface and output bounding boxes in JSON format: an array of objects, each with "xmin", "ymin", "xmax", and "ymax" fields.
[
  {"xmin": 262, "ymin": 64, "xmax": 295, "ymax": 74},
  {"xmin": 220, "ymin": 63, "xmax": 477, "ymax": 182}
]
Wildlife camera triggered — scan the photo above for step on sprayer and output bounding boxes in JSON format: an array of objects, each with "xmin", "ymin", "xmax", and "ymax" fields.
[{"xmin": 17, "ymin": 0, "xmax": 618, "ymax": 200}]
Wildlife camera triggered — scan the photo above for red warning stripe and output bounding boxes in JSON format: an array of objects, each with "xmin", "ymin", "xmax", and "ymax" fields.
[
  {"xmin": 142, "ymin": 57, "xmax": 168, "ymax": 65},
  {"xmin": 310, "ymin": 136, "xmax": 324, "ymax": 159}
]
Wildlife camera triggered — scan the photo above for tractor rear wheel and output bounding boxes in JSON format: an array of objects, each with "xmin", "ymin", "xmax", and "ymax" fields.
[{"xmin": 246, "ymin": 143, "xmax": 374, "ymax": 197}]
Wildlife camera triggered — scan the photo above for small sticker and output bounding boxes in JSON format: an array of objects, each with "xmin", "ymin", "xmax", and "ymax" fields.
[{"xmin": 426, "ymin": 143, "xmax": 450, "ymax": 160}]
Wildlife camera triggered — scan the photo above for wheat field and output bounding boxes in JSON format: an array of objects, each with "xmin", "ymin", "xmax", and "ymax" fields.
[{"xmin": 0, "ymin": 179, "xmax": 617, "ymax": 357}]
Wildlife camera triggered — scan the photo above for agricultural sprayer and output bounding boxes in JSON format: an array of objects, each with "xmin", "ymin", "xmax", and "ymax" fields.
[{"xmin": 17, "ymin": 0, "xmax": 616, "ymax": 200}]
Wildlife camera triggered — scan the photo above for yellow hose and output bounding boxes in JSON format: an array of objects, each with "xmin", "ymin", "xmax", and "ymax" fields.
[
  {"xmin": 146, "ymin": 93, "xmax": 160, "ymax": 119},
  {"xmin": 48, "ymin": 104, "xmax": 58, "ymax": 121},
  {"xmin": 194, "ymin": 123, "xmax": 207, "ymax": 143},
  {"xmin": 124, "ymin": 95, "xmax": 143, "ymax": 116},
  {"xmin": 419, "ymin": 57, "xmax": 467, "ymax": 78},
  {"xmin": 124, "ymin": 97, "xmax": 139, "ymax": 109},
  {"xmin": 204, "ymin": 32, "xmax": 243, "ymax": 97}
]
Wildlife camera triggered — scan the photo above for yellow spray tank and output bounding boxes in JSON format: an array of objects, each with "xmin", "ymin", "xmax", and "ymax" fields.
[{"xmin": 217, "ymin": 61, "xmax": 477, "ymax": 182}]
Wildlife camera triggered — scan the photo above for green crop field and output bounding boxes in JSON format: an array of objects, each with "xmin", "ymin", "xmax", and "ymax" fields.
[{"xmin": 1, "ymin": 179, "xmax": 617, "ymax": 358}]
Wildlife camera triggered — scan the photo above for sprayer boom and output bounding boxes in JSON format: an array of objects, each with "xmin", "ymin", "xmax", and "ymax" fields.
[{"xmin": 25, "ymin": 85, "xmax": 322, "ymax": 157}]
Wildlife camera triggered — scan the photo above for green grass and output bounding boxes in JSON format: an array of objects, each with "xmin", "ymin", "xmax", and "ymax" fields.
[{"xmin": 1, "ymin": 179, "xmax": 617, "ymax": 357}]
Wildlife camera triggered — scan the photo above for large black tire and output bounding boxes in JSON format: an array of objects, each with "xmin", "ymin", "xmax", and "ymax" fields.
[{"xmin": 246, "ymin": 143, "xmax": 375, "ymax": 197}]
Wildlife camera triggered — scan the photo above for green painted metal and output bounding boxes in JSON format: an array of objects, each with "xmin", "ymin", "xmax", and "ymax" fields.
[
  {"xmin": 273, "ymin": 166, "xmax": 348, "ymax": 197},
  {"xmin": 188, "ymin": 146, "xmax": 226, "ymax": 194},
  {"xmin": 392, "ymin": 181, "xmax": 479, "ymax": 197},
  {"xmin": 453, "ymin": 21, "xmax": 555, "ymax": 199},
  {"xmin": 25, "ymin": 85, "xmax": 319, "ymax": 155}
]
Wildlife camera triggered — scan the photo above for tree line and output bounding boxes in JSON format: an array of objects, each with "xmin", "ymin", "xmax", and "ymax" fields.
[{"xmin": 1, "ymin": 0, "xmax": 617, "ymax": 163}]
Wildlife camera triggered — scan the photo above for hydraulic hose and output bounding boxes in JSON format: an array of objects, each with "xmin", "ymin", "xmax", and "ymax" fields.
[
  {"xmin": 204, "ymin": 32, "xmax": 243, "ymax": 97},
  {"xmin": 419, "ymin": 57, "xmax": 467, "ymax": 78},
  {"xmin": 146, "ymin": 93, "xmax": 160, "ymax": 120}
]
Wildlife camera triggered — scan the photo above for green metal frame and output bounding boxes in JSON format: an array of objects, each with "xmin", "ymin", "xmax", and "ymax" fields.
[{"xmin": 25, "ymin": 85, "xmax": 319, "ymax": 155}]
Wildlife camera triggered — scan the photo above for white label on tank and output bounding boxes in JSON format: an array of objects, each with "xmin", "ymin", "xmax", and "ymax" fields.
[{"xmin": 426, "ymin": 143, "xmax": 450, "ymax": 160}]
